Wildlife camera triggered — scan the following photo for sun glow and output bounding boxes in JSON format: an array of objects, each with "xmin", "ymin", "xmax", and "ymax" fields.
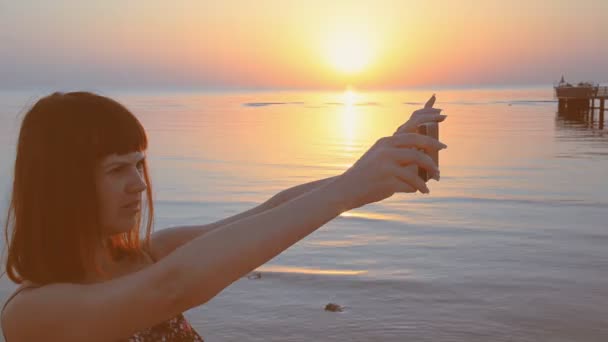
[
  {"xmin": 339, "ymin": 89, "xmax": 359, "ymax": 149},
  {"xmin": 325, "ymin": 31, "xmax": 373, "ymax": 75}
]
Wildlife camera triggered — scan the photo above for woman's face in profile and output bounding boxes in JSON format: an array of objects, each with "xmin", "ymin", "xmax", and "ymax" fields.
[{"xmin": 95, "ymin": 151, "xmax": 147, "ymax": 236}]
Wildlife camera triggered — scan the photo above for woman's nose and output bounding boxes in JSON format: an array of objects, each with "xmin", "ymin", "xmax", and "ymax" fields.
[{"xmin": 126, "ymin": 169, "xmax": 147, "ymax": 193}]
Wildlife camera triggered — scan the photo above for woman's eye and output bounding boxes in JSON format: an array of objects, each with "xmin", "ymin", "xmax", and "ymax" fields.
[
  {"xmin": 108, "ymin": 162, "xmax": 143, "ymax": 175},
  {"xmin": 110, "ymin": 167, "xmax": 123, "ymax": 174}
]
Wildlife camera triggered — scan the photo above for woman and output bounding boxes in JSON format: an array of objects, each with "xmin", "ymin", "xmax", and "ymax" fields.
[{"xmin": 1, "ymin": 91, "xmax": 446, "ymax": 341}]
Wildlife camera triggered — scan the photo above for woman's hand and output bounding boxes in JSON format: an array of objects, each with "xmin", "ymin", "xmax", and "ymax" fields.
[
  {"xmin": 393, "ymin": 109, "xmax": 446, "ymax": 135},
  {"xmin": 331, "ymin": 133, "xmax": 447, "ymax": 211}
]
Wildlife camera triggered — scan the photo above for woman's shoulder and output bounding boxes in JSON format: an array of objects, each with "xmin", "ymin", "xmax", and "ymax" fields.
[
  {"xmin": 2, "ymin": 248, "xmax": 156, "ymax": 314},
  {"xmin": 1, "ymin": 280, "xmax": 41, "ymax": 327},
  {"xmin": 3, "ymin": 280, "xmax": 41, "ymax": 303},
  {"xmin": 2, "ymin": 263, "xmax": 185, "ymax": 341}
]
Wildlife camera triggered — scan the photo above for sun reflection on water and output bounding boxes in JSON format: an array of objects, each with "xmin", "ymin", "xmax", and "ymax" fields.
[
  {"xmin": 340, "ymin": 89, "xmax": 359, "ymax": 149},
  {"xmin": 256, "ymin": 265, "xmax": 367, "ymax": 276}
]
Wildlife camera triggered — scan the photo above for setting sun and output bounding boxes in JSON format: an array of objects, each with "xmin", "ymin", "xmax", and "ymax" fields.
[{"xmin": 324, "ymin": 31, "xmax": 374, "ymax": 75}]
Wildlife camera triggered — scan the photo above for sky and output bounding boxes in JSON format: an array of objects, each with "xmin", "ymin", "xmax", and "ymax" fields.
[{"xmin": 1, "ymin": 0, "xmax": 607, "ymax": 91}]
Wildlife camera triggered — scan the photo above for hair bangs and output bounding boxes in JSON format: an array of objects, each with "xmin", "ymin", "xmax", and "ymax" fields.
[{"xmin": 85, "ymin": 95, "xmax": 148, "ymax": 158}]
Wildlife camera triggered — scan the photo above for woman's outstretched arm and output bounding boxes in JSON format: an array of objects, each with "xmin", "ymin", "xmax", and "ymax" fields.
[
  {"xmin": 265, "ymin": 176, "xmax": 339, "ymax": 208},
  {"xmin": 159, "ymin": 179, "xmax": 348, "ymax": 312},
  {"xmin": 149, "ymin": 176, "xmax": 339, "ymax": 260}
]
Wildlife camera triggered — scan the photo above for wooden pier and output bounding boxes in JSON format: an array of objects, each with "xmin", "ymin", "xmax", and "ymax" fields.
[
  {"xmin": 555, "ymin": 83, "xmax": 606, "ymax": 129},
  {"xmin": 555, "ymin": 85, "xmax": 608, "ymax": 112}
]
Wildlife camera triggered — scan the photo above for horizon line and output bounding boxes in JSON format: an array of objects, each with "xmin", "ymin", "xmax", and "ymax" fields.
[{"xmin": 0, "ymin": 82, "xmax": 570, "ymax": 95}]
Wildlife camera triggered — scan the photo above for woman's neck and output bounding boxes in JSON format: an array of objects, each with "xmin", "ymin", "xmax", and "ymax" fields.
[{"xmin": 83, "ymin": 240, "xmax": 149, "ymax": 283}]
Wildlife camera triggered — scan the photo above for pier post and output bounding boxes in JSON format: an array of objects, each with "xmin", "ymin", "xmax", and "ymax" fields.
[{"xmin": 601, "ymin": 99, "xmax": 605, "ymax": 130}]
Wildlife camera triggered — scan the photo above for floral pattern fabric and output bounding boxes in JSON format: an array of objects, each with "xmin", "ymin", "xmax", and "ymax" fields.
[{"xmin": 126, "ymin": 313, "xmax": 204, "ymax": 341}]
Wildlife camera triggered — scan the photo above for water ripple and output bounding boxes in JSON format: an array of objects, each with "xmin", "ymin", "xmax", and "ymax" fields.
[
  {"xmin": 256, "ymin": 265, "xmax": 367, "ymax": 276},
  {"xmin": 425, "ymin": 196, "xmax": 607, "ymax": 209}
]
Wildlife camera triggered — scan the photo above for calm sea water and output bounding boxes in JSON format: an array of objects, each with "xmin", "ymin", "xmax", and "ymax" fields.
[{"xmin": 0, "ymin": 87, "xmax": 607, "ymax": 341}]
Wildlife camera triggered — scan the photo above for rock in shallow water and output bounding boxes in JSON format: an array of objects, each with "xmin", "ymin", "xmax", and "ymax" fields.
[{"xmin": 324, "ymin": 303, "xmax": 343, "ymax": 312}]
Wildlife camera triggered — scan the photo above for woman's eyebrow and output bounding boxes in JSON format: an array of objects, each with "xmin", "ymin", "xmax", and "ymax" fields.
[{"xmin": 105, "ymin": 156, "xmax": 146, "ymax": 169}]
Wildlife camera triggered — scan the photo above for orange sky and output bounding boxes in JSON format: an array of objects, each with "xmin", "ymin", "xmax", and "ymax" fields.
[{"xmin": 1, "ymin": 1, "xmax": 607, "ymax": 90}]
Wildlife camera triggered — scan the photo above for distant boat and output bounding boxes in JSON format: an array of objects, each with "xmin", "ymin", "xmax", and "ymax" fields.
[{"xmin": 554, "ymin": 76, "xmax": 597, "ymax": 99}]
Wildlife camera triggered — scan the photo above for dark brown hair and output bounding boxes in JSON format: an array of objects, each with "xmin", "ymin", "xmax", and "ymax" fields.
[{"xmin": 2, "ymin": 91, "xmax": 155, "ymax": 285}]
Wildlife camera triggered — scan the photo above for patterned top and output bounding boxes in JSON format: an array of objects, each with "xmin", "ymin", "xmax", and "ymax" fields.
[{"xmin": 125, "ymin": 313, "xmax": 204, "ymax": 341}]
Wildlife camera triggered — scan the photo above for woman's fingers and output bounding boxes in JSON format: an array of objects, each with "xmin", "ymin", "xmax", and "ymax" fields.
[
  {"xmin": 420, "ymin": 114, "xmax": 447, "ymax": 124},
  {"xmin": 389, "ymin": 133, "xmax": 447, "ymax": 152},
  {"xmin": 392, "ymin": 179, "xmax": 417, "ymax": 193},
  {"xmin": 388, "ymin": 164, "xmax": 429, "ymax": 193},
  {"xmin": 413, "ymin": 107, "xmax": 442, "ymax": 116},
  {"xmin": 424, "ymin": 94, "xmax": 436, "ymax": 109},
  {"xmin": 394, "ymin": 114, "xmax": 447, "ymax": 135},
  {"xmin": 387, "ymin": 147, "xmax": 439, "ymax": 176}
]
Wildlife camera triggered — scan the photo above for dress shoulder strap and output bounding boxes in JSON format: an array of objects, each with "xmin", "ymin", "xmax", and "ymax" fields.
[
  {"xmin": 1, "ymin": 282, "xmax": 40, "ymax": 316},
  {"xmin": 2, "ymin": 282, "xmax": 40, "ymax": 341}
]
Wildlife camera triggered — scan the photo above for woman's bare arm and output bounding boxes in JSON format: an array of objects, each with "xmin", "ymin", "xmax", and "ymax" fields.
[
  {"xmin": 265, "ymin": 176, "xmax": 339, "ymax": 208},
  {"xmin": 159, "ymin": 179, "xmax": 347, "ymax": 313},
  {"xmin": 148, "ymin": 176, "xmax": 339, "ymax": 261}
]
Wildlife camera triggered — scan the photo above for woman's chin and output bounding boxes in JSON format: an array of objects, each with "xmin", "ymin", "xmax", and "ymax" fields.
[{"xmin": 106, "ymin": 221, "xmax": 138, "ymax": 236}]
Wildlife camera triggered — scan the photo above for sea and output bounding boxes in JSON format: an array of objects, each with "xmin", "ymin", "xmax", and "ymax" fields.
[{"xmin": 0, "ymin": 86, "xmax": 606, "ymax": 341}]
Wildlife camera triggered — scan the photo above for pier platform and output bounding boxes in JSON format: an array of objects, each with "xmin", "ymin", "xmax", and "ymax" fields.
[{"xmin": 555, "ymin": 85, "xmax": 608, "ymax": 112}]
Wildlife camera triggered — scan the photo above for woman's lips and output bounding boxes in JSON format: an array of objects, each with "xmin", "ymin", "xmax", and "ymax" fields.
[{"xmin": 122, "ymin": 201, "xmax": 141, "ymax": 211}]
